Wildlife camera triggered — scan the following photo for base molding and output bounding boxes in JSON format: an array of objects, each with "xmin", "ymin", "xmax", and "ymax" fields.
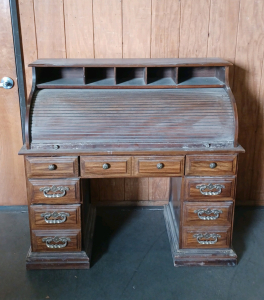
[{"xmin": 164, "ymin": 204, "xmax": 237, "ymax": 267}]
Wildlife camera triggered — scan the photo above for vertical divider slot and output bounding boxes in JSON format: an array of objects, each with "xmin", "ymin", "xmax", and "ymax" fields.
[
  {"xmin": 147, "ymin": 67, "xmax": 177, "ymax": 86},
  {"xmin": 85, "ymin": 67, "xmax": 115, "ymax": 86}
]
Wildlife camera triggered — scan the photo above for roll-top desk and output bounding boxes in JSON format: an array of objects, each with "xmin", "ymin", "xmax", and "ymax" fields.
[{"xmin": 19, "ymin": 58, "xmax": 244, "ymax": 269}]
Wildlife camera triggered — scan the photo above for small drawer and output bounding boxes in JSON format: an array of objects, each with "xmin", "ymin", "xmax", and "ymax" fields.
[
  {"xmin": 182, "ymin": 202, "xmax": 233, "ymax": 226},
  {"xmin": 31, "ymin": 229, "xmax": 81, "ymax": 252},
  {"xmin": 184, "ymin": 177, "xmax": 236, "ymax": 201},
  {"xmin": 30, "ymin": 204, "xmax": 81, "ymax": 229},
  {"xmin": 133, "ymin": 156, "xmax": 184, "ymax": 176},
  {"xmin": 182, "ymin": 227, "xmax": 231, "ymax": 249},
  {"xmin": 185, "ymin": 155, "xmax": 237, "ymax": 176},
  {"xmin": 25, "ymin": 156, "xmax": 79, "ymax": 178},
  {"xmin": 80, "ymin": 156, "xmax": 132, "ymax": 178},
  {"xmin": 28, "ymin": 178, "xmax": 80, "ymax": 204}
]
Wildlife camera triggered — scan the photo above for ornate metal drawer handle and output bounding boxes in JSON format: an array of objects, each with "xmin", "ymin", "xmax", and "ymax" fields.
[
  {"xmin": 194, "ymin": 208, "xmax": 223, "ymax": 220},
  {"xmin": 39, "ymin": 186, "xmax": 69, "ymax": 198},
  {"xmin": 196, "ymin": 183, "xmax": 225, "ymax": 196},
  {"xmin": 41, "ymin": 211, "xmax": 70, "ymax": 224},
  {"xmin": 42, "ymin": 236, "xmax": 71, "ymax": 249},
  {"xmin": 193, "ymin": 233, "xmax": 221, "ymax": 245}
]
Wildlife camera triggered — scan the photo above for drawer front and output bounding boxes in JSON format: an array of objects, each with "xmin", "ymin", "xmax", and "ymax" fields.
[
  {"xmin": 30, "ymin": 204, "xmax": 81, "ymax": 229},
  {"xmin": 182, "ymin": 202, "xmax": 233, "ymax": 226},
  {"xmin": 31, "ymin": 230, "xmax": 81, "ymax": 252},
  {"xmin": 80, "ymin": 156, "xmax": 132, "ymax": 177},
  {"xmin": 182, "ymin": 227, "xmax": 231, "ymax": 249},
  {"xmin": 184, "ymin": 177, "xmax": 236, "ymax": 201},
  {"xmin": 28, "ymin": 178, "xmax": 80, "ymax": 204},
  {"xmin": 185, "ymin": 155, "xmax": 237, "ymax": 176},
  {"xmin": 134, "ymin": 156, "xmax": 184, "ymax": 176},
  {"xmin": 26, "ymin": 156, "xmax": 79, "ymax": 178}
]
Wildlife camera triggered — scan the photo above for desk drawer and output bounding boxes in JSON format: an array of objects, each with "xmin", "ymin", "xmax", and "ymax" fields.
[
  {"xmin": 30, "ymin": 204, "xmax": 81, "ymax": 229},
  {"xmin": 133, "ymin": 156, "xmax": 184, "ymax": 176},
  {"xmin": 182, "ymin": 202, "xmax": 233, "ymax": 226},
  {"xmin": 80, "ymin": 156, "xmax": 132, "ymax": 177},
  {"xmin": 31, "ymin": 229, "xmax": 81, "ymax": 252},
  {"xmin": 184, "ymin": 177, "xmax": 236, "ymax": 201},
  {"xmin": 28, "ymin": 178, "xmax": 80, "ymax": 204},
  {"xmin": 26, "ymin": 156, "xmax": 79, "ymax": 178},
  {"xmin": 185, "ymin": 155, "xmax": 237, "ymax": 176},
  {"xmin": 182, "ymin": 227, "xmax": 231, "ymax": 249}
]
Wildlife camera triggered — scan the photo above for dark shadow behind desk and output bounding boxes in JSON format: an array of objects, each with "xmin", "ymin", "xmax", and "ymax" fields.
[{"xmin": 19, "ymin": 58, "xmax": 244, "ymax": 269}]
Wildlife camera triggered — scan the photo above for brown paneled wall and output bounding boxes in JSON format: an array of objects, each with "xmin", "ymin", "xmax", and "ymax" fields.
[{"xmin": 18, "ymin": 0, "xmax": 264, "ymax": 206}]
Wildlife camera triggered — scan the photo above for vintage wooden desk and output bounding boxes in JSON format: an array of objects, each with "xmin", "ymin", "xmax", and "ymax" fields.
[{"xmin": 19, "ymin": 58, "xmax": 244, "ymax": 269}]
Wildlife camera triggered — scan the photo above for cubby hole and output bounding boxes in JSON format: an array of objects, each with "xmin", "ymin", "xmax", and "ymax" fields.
[
  {"xmin": 178, "ymin": 67, "xmax": 225, "ymax": 86},
  {"xmin": 116, "ymin": 67, "xmax": 145, "ymax": 85},
  {"xmin": 85, "ymin": 67, "xmax": 115, "ymax": 85},
  {"xmin": 147, "ymin": 67, "xmax": 176, "ymax": 85},
  {"xmin": 36, "ymin": 67, "xmax": 84, "ymax": 86}
]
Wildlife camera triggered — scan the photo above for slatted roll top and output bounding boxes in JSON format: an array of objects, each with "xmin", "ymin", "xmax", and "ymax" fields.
[{"xmin": 29, "ymin": 88, "xmax": 235, "ymax": 150}]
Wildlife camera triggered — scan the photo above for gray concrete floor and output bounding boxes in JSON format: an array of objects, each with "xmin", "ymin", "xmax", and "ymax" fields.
[{"xmin": 0, "ymin": 206, "xmax": 264, "ymax": 300}]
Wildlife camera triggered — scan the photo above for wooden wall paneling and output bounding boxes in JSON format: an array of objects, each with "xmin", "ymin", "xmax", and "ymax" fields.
[
  {"xmin": 93, "ymin": 0, "xmax": 122, "ymax": 58},
  {"xmin": 179, "ymin": 0, "xmax": 211, "ymax": 58},
  {"xmin": 125, "ymin": 178, "xmax": 149, "ymax": 201},
  {"xmin": 0, "ymin": 0, "xmax": 26, "ymax": 205},
  {"xmin": 207, "ymin": 0, "xmax": 240, "ymax": 86},
  {"xmin": 123, "ymin": 0, "xmax": 152, "ymax": 58},
  {"xmin": 151, "ymin": 0, "xmax": 180, "ymax": 58},
  {"xmin": 149, "ymin": 178, "xmax": 170, "ymax": 202},
  {"xmin": 18, "ymin": 0, "xmax": 37, "ymax": 97},
  {"xmin": 232, "ymin": 0, "xmax": 264, "ymax": 204},
  {"xmin": 64, "ymin": 0, "xmax": 94, "ymax": 58},
  {"xmin": 33, "ymin": 0, "xmax": 66, "ymax": 58}
]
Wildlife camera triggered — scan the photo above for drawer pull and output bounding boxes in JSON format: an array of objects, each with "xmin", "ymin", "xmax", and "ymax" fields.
[
  {"xmin": 156, "ymin": 163, "xmax": 164, "ymax": 169},
  {"xmin": 193, "ymin": 233, "xmax": 221, "ymax": 245},
  {"xmin": 196, "ymin": 183, "xmax": 225, "ymax": 196},
  {"xmin": 41, "ymin": 211, "xmax": 70, "ymax": 224},
  {"xmin": 102, "ymin": 163, "xmax": 110, "ymax": 169},
  {"xmin": 48, "ymin": 164, "xmax": 56, "ymax": 171},
  {"xmin": 209, "ymin": 162, "xmax": 217, "ymax": 169},
  {"xmin": 194, "ymin": 208, "xmax": 223, "ymax": 220},
  {"xmin": 42, "ymin": 236, "xmax": 71, "ymax": 249},
  {"xmin": 39, "ymin": 185, "xmax": 70, "ymax": 198}
]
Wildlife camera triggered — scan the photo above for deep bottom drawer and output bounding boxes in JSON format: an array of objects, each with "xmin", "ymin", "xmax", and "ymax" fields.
[
  {"xmin": 31, "ymin": 229, "xmax": 81, "ymax": 252},
  {"xmin": 181, "ymin": 227, "xmax": 231, "ymax": 249}
]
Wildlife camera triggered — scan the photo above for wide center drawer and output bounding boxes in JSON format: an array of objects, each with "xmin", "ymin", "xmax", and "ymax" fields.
[
  {"xmin": 182, "ymin": 202, "xmax": 233, "ymax": 226},
  {"xmin": 183, "ymin": 177, "xmax": 236, "ymax": 201},
  {"xmin": 28, "ymin": 178, "xmax": 80, "ymax": 204},
  {"xmin": 30, "ymin": 204, "xmax": 81, "ymax": 229},
  {"xmin": 25, "ymin": 156, "xmax": 79, "ymax": 178},
  {"xmin": 133, "ymin": 156, "xmax": 184, "ymax": 176},
  {"xmin": 80, "ymin": 156, "xmax": 132, "ymax": 177}
]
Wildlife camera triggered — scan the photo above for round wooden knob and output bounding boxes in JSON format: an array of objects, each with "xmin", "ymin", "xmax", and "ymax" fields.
[
  {"xmin": 103, "ymin": 163, "xmax": 110, "ymax": 169},
  {"xmin": 157, "ymin": 163, "xmax": 164, "ymax": 169},
  {"xmin": 48, "ymin": 164, "xmax": 56, "ymax": 171},
  {"xmin": 209, "ymin": 162, "xmax": 217, "ymax": 169}
]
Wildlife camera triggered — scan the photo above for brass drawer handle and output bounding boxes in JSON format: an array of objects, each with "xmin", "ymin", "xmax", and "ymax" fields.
[
  {"xmin": 196, "ymin": 183, "xmax": 225, "ymax": 196},
  {"xmin": 102, "ymin": 163, "xmax": 110, "ymax": 169},
  {"xmin": 39, "ymin": 185, "xmax": 69, "ymax": 198},
  {"xmin": 209, "ymin": 162, "xmax": 217, "ymax": 169},
  {"xmin": 193, "ymin": 233, "xmax": 221, "ymax": 245},
  {"xmin": 42, "ymin": 236, "xmax": 71, "ymax": 249},
  {"xmin": 194, "ymin": 208, "xmax": 223, "ymax": 220},
  {"xmin": 41, "ymin": 211, "xmax": 70, "ymax": 224},
  {"xmin": 48, "ymin": 164, "xmax": 56, "ymax": 170},
  {"xmin": 156, "ymin": 163, "xmax": 164, "ymax": 169}
]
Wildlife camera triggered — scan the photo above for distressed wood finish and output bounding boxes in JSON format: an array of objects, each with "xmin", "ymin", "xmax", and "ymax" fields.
[
  {"xmin": 184, "ymin": 177, "xmax": 236, "ymax": 201},
  {"xmin": 31, "ymin": 229, "xmax": 81, "ymax": 252},
  {"xmin": 185, "ymin": 155, "xmax": 237, "ymax": 176},
  {"xmin": 182, "ymin": 202, "xmax": 233, "ymax": 226},
  {"xmin": 25, "ymin": 156, "xmax": 79, "ymax": 178},
  {"xmin": 81, "ymin": 156, "xmax": 132, "ymax": 178},
  {"xmin": 133, "ymin": 156, "xmax": 184, "ymax": 177},
  {"xmin": 29, "ymin": 204, "xmax": 81, "ymax": 229},
  {"xmin": 28, "ymin": 178, "xmax": 80, "ymax": 204}
]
